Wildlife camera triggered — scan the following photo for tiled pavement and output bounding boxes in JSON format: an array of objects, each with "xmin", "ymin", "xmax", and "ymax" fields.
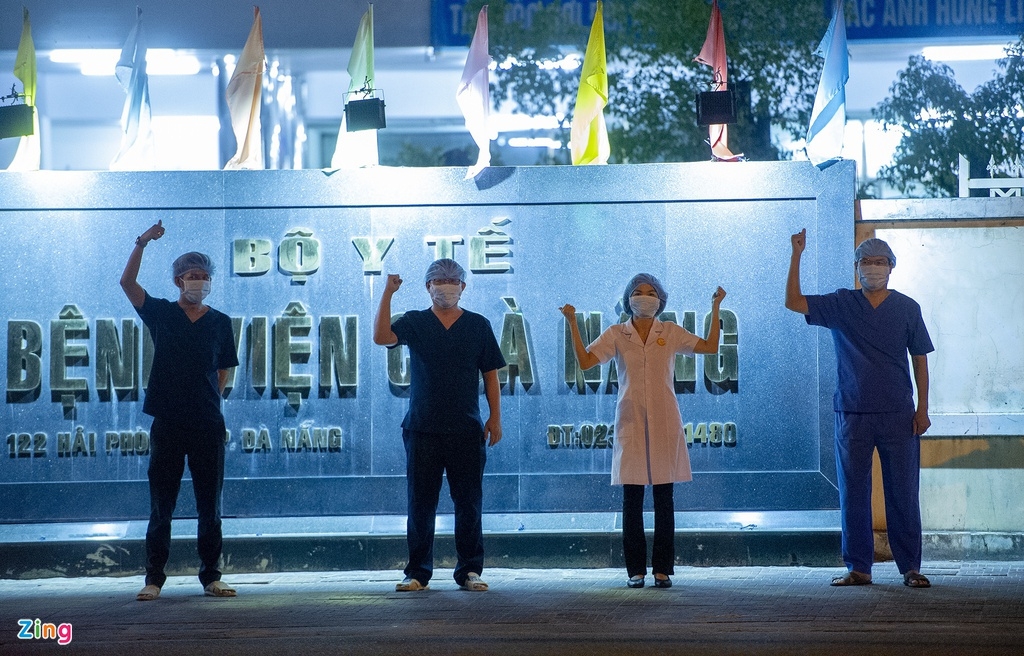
[{"xmin": 2, "ymin": 562, "xmax": 1023, "ymax": 655}]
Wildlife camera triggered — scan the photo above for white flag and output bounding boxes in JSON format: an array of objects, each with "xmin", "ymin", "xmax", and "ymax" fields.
[
  {"xmin": 331, "ymin": 4, "xmax": 378, "ymax": 169},
  {"xmin": 456, "ymin": 6, "xmax": 492, "ymax": 179},
  {"xmin": 224, "ymin": 7, "xmax": 265, "ymax": 170}
]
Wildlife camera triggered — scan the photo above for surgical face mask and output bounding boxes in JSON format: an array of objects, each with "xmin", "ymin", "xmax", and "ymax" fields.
[
  {"xmin": 629, "ymin": 295, "xmax": 660, "ymax": 319},
  {"xmin": 429, "ymin": 283, "xmax": 462, "ymax": 309},
  {"xmin": 181, "ymin": 279, "xmax": 211, "ymax": 304},
  {"xmin": 858, "ymin": 264, "xmax": 890, "ymax": 291}
]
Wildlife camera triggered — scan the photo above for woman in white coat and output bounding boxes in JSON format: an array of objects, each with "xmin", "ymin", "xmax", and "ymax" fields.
[{"xmin": 561, "ymin": 274, "xmax": 725, "ymax": 588}]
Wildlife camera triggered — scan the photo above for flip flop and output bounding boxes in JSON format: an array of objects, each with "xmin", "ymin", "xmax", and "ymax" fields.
[
  {"xmin": 136, "ymin": 584, "xmax": 161, "ymax": 601},
  {"xmin": 830, "ymin": 571, "xmax": 872, "ymax": 586},
  {"xmin": 459, "ymin": 573, "xmax": 489, "ymax": 591},
  {"xmin": 395, "ymin": 577, "xmax": 429, "ymax": 592},
  {"xmin": 904, "ymin": 571, "xmax": 931, "ymax": 588},
  {"xmin": 204, "ymin": 581, "xmax": 237, "ymax": 597}
]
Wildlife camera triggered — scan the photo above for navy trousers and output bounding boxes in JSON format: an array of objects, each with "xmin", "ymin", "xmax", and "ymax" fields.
[
  {"xmin": 622, "ymin": 483, "xmax": 675, "ymax": 578},
  {"xmin": 835, "ymin": 410, "xmax": 922, "ymax": 576},
  {"xmin": 402, "ymin": 429, "xmax": 486, "ymax": 586},
  {"xmin": 145, "ymin": 417, "xmax": 226, "ymax": 588}
]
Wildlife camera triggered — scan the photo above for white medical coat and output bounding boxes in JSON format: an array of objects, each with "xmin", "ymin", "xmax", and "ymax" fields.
[{"xmin": 588, "ymin": 319, "xmax": 699, "ymax": 486}]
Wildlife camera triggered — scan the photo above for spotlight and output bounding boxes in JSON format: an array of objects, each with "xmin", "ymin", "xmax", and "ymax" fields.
[
  {"xmin": 344, "ymin": 90, "xmax": 386, "ymax": 132},
  {"xmin": 695, "ymin": 90, "xmax": 736, "ymax": 126},
  {"xmin": 0, "ymin": 104, "xmax": 34, "ymax": 140},
  {"xmin": 0, "ymin": 85, "xmax": 34, "ymax": 139}
]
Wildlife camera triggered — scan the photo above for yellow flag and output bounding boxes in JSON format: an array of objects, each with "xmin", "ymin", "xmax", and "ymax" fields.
[
  {"xmin": 570, "ymin": 2, "xmax": 609, "ymax": 166},
  {"xmin": 8, "ymin": 7, "xmax": 40, "ymax": 171},
  {"xmin": 13, "ymin": 8, "xmax": 35, "ymax": 106}
]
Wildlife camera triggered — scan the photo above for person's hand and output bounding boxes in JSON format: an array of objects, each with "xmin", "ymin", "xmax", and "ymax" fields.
[
  {"xmin": 484, "ymin": 415, "xmax": 502, "ymax": 447},
  {"xmin": 384, "ymin": 273, "xmax": 403, "ymax": 295},
  {"xmin": 559, "ymin": 304, "xmax": 577, "ymax": 322},
  {"xmin": 139, "ymin": 220, "xmax": 165, "ymax": 246},
  {"xmin": 711, "ymin": 287, "xmax": 726, "ymax": 307},
  {"xmin": 791, "ymin": 228, "xmax": 806, "ymax": 256},
  {"xmin": 913, "ymin": 409, "xmax": 931, "ymax": 437}
]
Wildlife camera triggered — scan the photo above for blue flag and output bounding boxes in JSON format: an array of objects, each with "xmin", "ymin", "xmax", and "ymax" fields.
[
  {"xmin": 805, "ymin": 0, "xmax": 849, "ymax": 167},
  {"xmin": 111, "ymin": 7, "xmax": 154, "ymax": 169}
]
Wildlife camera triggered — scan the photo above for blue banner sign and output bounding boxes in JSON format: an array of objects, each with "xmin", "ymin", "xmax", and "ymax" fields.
[
  {"xmin": 842, "ymin": 0, "xmax": 1024, "ymax": 40},
  {"xmin": 436, "ymin": 1, "xmax": 1023, "ymax": 48},
  {"xmin": 432, "ymin": 0, "xmax": 601, "ymax": 48}
]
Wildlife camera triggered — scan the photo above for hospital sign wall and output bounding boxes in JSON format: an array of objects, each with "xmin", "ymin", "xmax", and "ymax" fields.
[{"xmin": 0, "ymin": 163, "xmax": 854, "ymax": 522}]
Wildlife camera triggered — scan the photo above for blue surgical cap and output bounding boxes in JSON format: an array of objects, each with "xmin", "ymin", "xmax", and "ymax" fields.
[
  {"xmin": 623, "ymin": 273, "xmax": 668, "ymax": 316},
  {"xmin": 172, "ymin": 252, "xmax": 215, "ymax": 279},
  {"xmin": 424, "ymin": 258, "xmax": 466, "ymax": 283},
  {"xmin": 855, "ymin": 238, "xmax": 896, "ymax": 267}
]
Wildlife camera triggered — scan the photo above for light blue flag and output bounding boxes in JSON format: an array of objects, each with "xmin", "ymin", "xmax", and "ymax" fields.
[
  {"xmin": 111, "ymin": 6, "xmax": 154, "ymax": 169},
  {"xmin": 805, "ymin": 0, "xmax": 849, "ymax": 167}
]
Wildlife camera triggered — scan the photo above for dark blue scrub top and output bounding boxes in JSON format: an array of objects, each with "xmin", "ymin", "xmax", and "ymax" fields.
[
  {"xmin": 135, "ymin": 293, "xmax": 238, "ymax": 423},
  {"xmin": 390, "ymin": 308, "xmax": 506, "ymax": 434},
  {"xmin": 806, "ymin": 288, "xmax": 934, "ymax": 413}
]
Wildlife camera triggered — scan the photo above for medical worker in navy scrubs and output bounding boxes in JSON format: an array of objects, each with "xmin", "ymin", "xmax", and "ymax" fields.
[
  {"xmin": 120, "ymin": 220, "xmax": 239, "ymax": 601},
  {"xmin": 786, "ymin": 229, "xmax": 934, "ymax": 588},
  {"xmin": 373, "ymin": 258, "xmax": 506, "ymax": 592}
]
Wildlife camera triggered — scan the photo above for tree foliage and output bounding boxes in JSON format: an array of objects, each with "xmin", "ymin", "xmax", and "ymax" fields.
[
  {"xmin": 873, "ymin": 37, "xmax": 1024, "ymax": 197},
  {"xmin": 464, "ymin": 0, "xmax": 829, "ymax": 163}
]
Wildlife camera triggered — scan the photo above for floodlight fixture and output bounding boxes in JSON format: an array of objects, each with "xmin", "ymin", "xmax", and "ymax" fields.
[
  {"xmin": 345, "ymin": 88, "xmax": 386, "ymax": 132},
  {"xmin": 695, "ymin": 90, "xmax": 737, "ymax": 127},
  {"xmin": 0, "ymin": 85, "xmax": 34, "ymax": 140}
]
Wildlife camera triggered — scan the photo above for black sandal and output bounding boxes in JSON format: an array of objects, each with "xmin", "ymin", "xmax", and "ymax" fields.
[
  {"xmin": 904, "ymin": 571, "xmax": 931, "ymax": 588},
  {"xmin": 830, "ymin": 571, "xmax": 872, "ymax": 586}
]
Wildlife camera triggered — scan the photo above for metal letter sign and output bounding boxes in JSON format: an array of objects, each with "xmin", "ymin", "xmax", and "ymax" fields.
[{"xmin": 0, "ymin": 162, "xmax": 853, "ymax": 523}]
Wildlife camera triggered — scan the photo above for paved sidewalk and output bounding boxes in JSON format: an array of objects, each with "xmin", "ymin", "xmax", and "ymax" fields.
[{"xmin": 2, "ymin": 562, "xmax": 1023, "ymax": 655}]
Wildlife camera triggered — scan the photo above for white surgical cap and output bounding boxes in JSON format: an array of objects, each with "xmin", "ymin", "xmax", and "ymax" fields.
[
  {"xmin": 623, "ymin": 273, "xmax": 668, "ymax": 316},
  {"xmin": 855, "ymin": 238, "xmax": 896, "ymax": 267},
  {"xmin": 424, "ymin": 258, "xmax": 466, "ymax": 283},
  {"xmin": 172, "ymin": 252, "xmax": 215, "ymax": 278}
]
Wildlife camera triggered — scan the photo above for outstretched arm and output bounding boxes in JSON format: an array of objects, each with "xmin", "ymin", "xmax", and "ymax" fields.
[
  {"xmin": 373, "ymin": 274, "xmax": 402, "ymax": 345},
  {"xmin": 559, "ymin": 304, "xmax": 600, "ymax": 370},
  {"xmin": 785, "ymin": 228, "xmax": 809, "ymax": 315},
  {"xmin": 694, "ymin": 287, "xmax": 727, "ymax": 354},
  {"xmin": 120, "ymin": 220, "xmax": 164, "ymax": 308}
]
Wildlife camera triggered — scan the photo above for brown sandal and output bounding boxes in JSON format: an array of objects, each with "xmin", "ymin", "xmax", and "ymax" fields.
[{"xmin": 830, "ymin": 571, "xmax": 872, "ymax": 586}]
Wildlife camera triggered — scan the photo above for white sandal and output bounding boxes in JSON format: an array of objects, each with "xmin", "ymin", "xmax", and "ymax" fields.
[
  {"xmin": 204, "ymin": 580, "xmax": 237, "ymax": 597},
  {"xmin": 459, "ymin": 573, "xmax": 489, "ymax": 591},
  {"xmin": 136, "ymin": 584, "xmax": 161, "ymax": 601}
]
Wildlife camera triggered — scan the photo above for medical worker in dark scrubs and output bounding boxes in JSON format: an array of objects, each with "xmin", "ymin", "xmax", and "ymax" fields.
[
  {"xmin": 121, "ymin": 220, "xmax": 239, "ymax": 601},
  {"xmin": 373, "ymin": 258, "xmax": 505, "ymax": 592},
  {"xmin": 786, "ymin": 230, "xmax": 934, "ymax": 588}
]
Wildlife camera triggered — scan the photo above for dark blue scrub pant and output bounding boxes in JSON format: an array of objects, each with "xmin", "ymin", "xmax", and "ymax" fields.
[
  {"xmin": 835, "ymin": 410, "xmax": 922, "ymax": 576},
  {"xmin": 622, "ymin": 483, "xmax": 675, "ymax": 578},
  {"xmin": 145, "ymin": 417, "xmax": 226, "ymax": 589},
  {"xmin": 402, "ymin": 429, "xmax": 486, "ymax": 586}
]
